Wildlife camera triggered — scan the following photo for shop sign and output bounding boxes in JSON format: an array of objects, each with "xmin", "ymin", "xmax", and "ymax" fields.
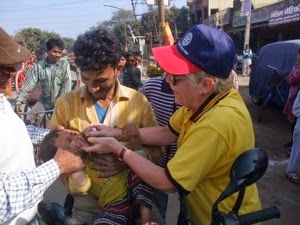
[
  {"xmin": 251, "ymin": 8, "xmax": 269, "ymax": 24},
  {"xmin": 269, "ymin": 3, "xmax": 300, "ymax": 26},
  {"xmin": 233, "ymin": 7, "xmax": 269, "ymax": 27},
  {"xmin": 219, "ymin": 8, "xmax": 232, "ymax": 25}
]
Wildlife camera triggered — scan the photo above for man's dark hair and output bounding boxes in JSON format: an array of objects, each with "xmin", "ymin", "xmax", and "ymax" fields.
[
  {"xmin": 134, "ymin": 50, "xmax": 142, "ymax": 57},
  {"xmin": 126, "ymin": 51, "xmax": 134, "ymax": 59},
  {"xmin": 46, "ymin": 38, "xmax": 65, "ymax": 51},
  {"xmin": 120, "ymin": 50, "xmax": 127, "ymax": 58},
  {"xmin": 73, "ymin": 28, "xmax": 122, "ymax": 72}
]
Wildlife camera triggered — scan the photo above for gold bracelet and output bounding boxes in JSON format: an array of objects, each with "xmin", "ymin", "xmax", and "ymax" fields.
[{"xmin": 118, "ymin": 146, "xmax": 128, "ymax": 161}]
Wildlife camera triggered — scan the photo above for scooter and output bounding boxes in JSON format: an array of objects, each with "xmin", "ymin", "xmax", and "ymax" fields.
[{"xmin": 211, "ymin": 148, "xmax": 280, "ymax": 225}]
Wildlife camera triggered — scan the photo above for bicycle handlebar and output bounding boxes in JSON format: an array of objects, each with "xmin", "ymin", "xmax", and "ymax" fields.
[
  {"xmin": 16, "ymin": 110, "xmax": 54, "ymax": 116},
  {"xmin": 239, "ymin": 206, "xmax": 280, "ymax": 225}
]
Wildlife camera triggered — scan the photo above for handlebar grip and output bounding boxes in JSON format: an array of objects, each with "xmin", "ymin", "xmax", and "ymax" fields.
[
  {"xmin": 266, "ymin": 65, "xmax": 277, "ymax": 71},
  {"xmin": 239, "ymin": 206, "xmax": 280, "ymax": 225}
]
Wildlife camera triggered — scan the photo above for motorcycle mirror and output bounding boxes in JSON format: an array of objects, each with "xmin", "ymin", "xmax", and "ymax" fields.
[
  {"xmin": 213, "ymin": 148, "xmax": 268, "ymax": 207},
  {"xmin": 230, "ymin": 148, "xmax": 268, "ymax": 188}
]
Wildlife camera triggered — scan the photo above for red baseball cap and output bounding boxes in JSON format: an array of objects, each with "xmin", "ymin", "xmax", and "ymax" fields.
[
  {"xmin": 152, "ymin": 24, "xmax": 237, "ymax": 79},
  {"xmin": 152, "ymin": 44, "xmax": 200, "ymax": 75}
]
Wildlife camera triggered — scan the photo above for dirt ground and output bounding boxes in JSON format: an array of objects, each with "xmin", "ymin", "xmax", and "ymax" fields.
[
  {"xmin": 238, "ymin": 76, "xmax": 300, "ymax": 225},
  {"xmin": 22, "ymin": 75, "xmax": 299, "ymax": 224}
]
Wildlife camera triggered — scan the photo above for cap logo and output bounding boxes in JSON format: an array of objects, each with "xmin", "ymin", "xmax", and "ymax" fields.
[
  {"xmin": 17, "ymin": 45, "xmax": 21, "ymax": 53},
  {"xmin": 181, "ymin": 32, "xmax": 193, "ymax": 47}
]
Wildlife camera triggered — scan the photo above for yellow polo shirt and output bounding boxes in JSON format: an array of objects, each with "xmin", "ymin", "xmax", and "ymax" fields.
[
  {"xmin": 49, "ymin": 82, "xmax": 161, "ymax": 207},
  {"xmin": 167, "ymin": 89, "xmax": 262, "ymax": 225}
]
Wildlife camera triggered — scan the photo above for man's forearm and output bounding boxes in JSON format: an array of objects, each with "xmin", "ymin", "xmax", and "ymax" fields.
[{"xmin": 0, "ymin": 160, "xmax": 59, "ymax": 223}]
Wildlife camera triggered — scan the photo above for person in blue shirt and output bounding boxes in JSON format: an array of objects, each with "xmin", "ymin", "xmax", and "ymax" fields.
[{"xmin": 242, "ymin": 44, "xmax": 253, "ymax": 76}]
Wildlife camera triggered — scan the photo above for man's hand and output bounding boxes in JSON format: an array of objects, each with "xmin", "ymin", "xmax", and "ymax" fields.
[
  {"xmin": 86, "ymin": 124, "xmax": 125, "ymax": 141},
  {"xmin": 87, "ymin": 153, "xmax": 127, "ymax": 178},
  {"xmin": 122, "ymin": 123, "xmax": 141, "ymax": 150},
  {"xmin": 53, "ymin": 125, "xmax": 78, "ymax": 134},
  {"xmin": 15, "ymin": 104, "xmax": 21, "ymax": 112},
  {"xmin": 54, "ymin": 147, "xmax": 84, "ymax": 174}
]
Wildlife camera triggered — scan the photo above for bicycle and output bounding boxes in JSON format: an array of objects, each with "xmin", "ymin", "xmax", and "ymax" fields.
[
  {"xmin": 16, "ymin": 108, "xmax": 54, "ymax": 128},
  {"xmin": 257, "ymin": 65, "xmax": 287, "ymax": 122}
]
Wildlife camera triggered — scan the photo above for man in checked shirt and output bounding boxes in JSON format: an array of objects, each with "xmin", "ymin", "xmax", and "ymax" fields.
[
  {"xmin": 0, "ymin": 27, "xmax": 84, "ymax": 224},
  {"xmin": 15, "ymin": 37, "xmax": 72, "ymax": 124}
]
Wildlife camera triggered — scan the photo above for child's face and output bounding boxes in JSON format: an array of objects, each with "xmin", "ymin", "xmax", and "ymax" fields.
[{"xmin": 55, "ymin": 131, "xmax": 89, "ymax": 155}]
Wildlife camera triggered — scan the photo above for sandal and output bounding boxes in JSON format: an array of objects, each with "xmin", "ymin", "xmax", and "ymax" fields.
[{"xmin": 285, "ymin": 173, "xmax": 300, "ymax": 185}]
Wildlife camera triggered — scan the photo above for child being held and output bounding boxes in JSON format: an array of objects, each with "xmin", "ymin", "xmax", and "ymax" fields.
[{"xmin": 38, "ymin": 126, "xmax": 154, "ymax": 225}]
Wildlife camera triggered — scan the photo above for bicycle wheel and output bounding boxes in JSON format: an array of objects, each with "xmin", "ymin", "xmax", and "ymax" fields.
[{"xmin": 15, "ymin": 70, "xmax": 26, "ymax": 93}]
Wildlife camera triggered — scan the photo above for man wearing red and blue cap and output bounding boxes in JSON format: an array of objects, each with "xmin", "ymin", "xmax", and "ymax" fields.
[{"xmin": 83, "ymin": 24, "xmax": 262, "ymax": 225}]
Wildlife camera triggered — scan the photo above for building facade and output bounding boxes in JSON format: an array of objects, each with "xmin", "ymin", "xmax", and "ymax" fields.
[{"xmin": 188, "ymin": 0, "xmax": 300, "ymax": 53}]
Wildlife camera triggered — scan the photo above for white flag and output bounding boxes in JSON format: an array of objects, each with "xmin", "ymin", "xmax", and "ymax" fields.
[{"xmin": 240, "ymin": 0, "xmax": 252, "ymax": 16}]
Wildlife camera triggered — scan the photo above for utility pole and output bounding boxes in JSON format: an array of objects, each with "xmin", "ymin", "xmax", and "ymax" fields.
[
  {"xmin": 241, "ymin": 0, "xmax": 252, "ymax": 48},
  {"xmin": 243, "ymin": 9, "xmax": 251, "ymax": 48},
  {"xmin": 158, "ymin": 0, "xmax": 165, "ymax": 45}
]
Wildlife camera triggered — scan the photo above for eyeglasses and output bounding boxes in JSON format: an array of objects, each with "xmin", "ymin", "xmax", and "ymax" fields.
[{"xmin": 168, "ymin": 74, "xmax": 186, "ymax": 86}]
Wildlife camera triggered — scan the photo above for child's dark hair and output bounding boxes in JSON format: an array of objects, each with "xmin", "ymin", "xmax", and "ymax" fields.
[{"xmin": 39, "ymin": 130, "xmax": 60, "ymax": 162}]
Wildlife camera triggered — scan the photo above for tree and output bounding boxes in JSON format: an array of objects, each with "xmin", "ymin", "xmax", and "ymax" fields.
[
  {"xmin": 139, "ymin": 6, "xmax": 190, "ymax": 43},
  {"xmin": 14, "ymin": 28, "xmax": 61, "ymax": 58},
  {"xmin": 13, "ymin": 28, "xmax": 75, "ymax": 57},
  {"xmin": 62, "ymin": 37, "xmax": 75, "ymax": 52},
  {"xmin": 166, "ymin": 6, "xmax": 190, "ymax": 39},
  {"xmin": 95, "ymin": 9, "xmax": 139, "ymax": 49}
]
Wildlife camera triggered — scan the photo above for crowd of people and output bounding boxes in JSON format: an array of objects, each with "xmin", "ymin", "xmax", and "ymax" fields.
[{"xmin": 1, "ymin": 21, "xmax": 297, "ymax": 225}]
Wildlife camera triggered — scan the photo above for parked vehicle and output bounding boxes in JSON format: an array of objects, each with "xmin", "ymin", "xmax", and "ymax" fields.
[{"xmin": 249, "ymin": 40, "xmax": 300, "ymax": 107}]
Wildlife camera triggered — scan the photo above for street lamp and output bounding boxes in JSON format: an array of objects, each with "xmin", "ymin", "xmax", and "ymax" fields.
[{"xmin": 103, "ymin": 4, "xmax": 128, "ymax": 48}]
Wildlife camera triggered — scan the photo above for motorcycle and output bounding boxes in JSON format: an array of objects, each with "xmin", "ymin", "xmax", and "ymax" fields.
[{"xmin": 211, "ymin": 148, "xmax": 280, "ymax": 225}]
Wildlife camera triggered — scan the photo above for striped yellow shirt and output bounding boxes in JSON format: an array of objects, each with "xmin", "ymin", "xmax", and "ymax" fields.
[{"xmin": 49, "ymin": 82, "xmax": 162, "ymax": 207}]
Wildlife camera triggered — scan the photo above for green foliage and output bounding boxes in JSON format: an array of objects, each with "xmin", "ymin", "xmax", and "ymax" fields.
[
  {"xmin": 62, "ymin": 37, "xmax": 75, "ymax": 52},
  {"xmin": 167, "ymin": 6, "xmax": 190, "ymax": 38},
  {"xmin": 146, "ymin": 64, "xmax": 164, "ymax": 77},
  {"xmin": 140, "ymin": 6, "xmax": 190, "ymax": 42},
  {"xmin": 95, "ymin": 9, "xmax": 138, "ymax": 48}
]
